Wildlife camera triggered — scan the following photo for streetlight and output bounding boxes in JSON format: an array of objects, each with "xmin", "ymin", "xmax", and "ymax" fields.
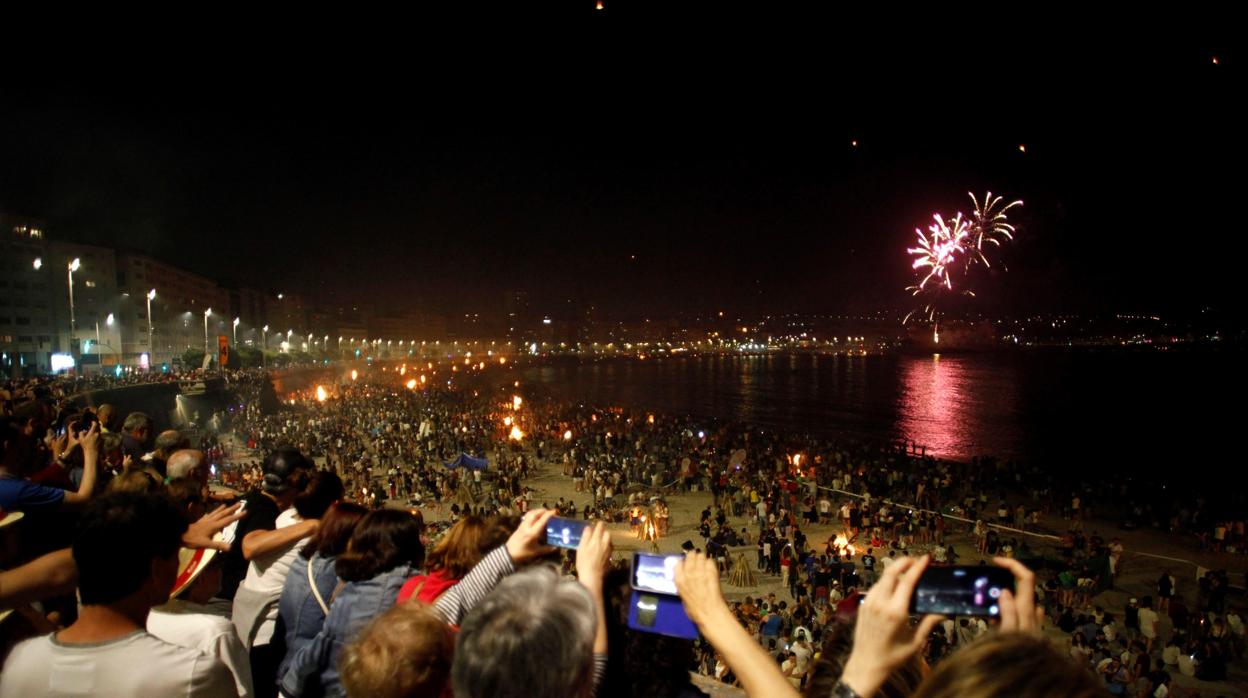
[
  {"xmin": 204, "ymin": 308, "xmax": 212, "ymax": 357},
  {"xmin": 94, "ymin": 313, "xmax": 114, "ymax": 351},
  {"xmin": 32, "ymin": 257, "xmax": 42, "ymax": 270},
  {"xmin": 233, "ymin": 317, "xmax": 240, "ymax": 345},
  {"xmin": 262, "ymin": 325, "xmax": 269, "ymax": 368},
  {"xmin": 93, "ymin": 314, "xmax": 115, "ymax": 369},
  {"xmin": 67, "ymin": 258, "xmax": 81, "ymax": 350},
  {"xmin": 146, "ymin": 289, "xmax": 157, "ymax": 368}
]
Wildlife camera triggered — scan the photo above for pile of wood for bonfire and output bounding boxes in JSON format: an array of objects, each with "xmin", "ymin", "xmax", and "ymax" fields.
[{"xmin": 728, "ymin": 553, "xmax": 757, "ymax": 587}]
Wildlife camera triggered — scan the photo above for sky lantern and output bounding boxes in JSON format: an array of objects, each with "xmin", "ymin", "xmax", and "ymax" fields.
[
  {"xmin": 513, "ymin": 395, "xmax": 523, "ymax": 411},
  {"xmin": 509, "ymin": 426, "xmax": 525, "ymax": 441},
  {"xmin": 406, "ymin": 378, "xmax": 417, "ymax": 389},
  {"xmin": 350, "ymin": 370, "xmax": 358, "ymax": 381},
  {"xmin": 563, "ymin": 429, "xmax": 573, "ymax": 441},
  {"xmin": 504, "ymin": 416, "xmax": 513, "ymax": 426},
  {"xmin": 315, "ymin": 385, "xmax": 328, "ymax": 402}
]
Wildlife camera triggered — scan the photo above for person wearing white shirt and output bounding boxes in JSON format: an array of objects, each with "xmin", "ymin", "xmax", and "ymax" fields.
[
  {"xmin": 149, "ymin": 546, "xmax": 254, "ymax": 697},
  {"xmin": 232, "ymin": 469, "xmax": 339, "ymax": 698},
  {"xmin": 1138, "ymin": 596, "xmax": 1160, "ymax": 653},
  {"xmin": 0, "ymin": 492, "xmax": 234, "ymax": 698}
]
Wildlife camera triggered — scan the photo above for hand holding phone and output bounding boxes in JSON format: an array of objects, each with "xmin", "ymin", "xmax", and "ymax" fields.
[
  {"xmin": 545, "ymin": 516, "xmax": 588, "ymax": 549},
  {"xmin": 841, "ymin": 556, "xmax": 945, "ymax": 698},
  {"xmin": 991, "ymin": 556, "xmax": 1040, "ymax": 633},
  {"xmin": 506, "ymin": 509, "xmax": 556, "ymax": 563},
  {"xmin": 673, "ymin": 551, "xmax": 728, "ymax": 628}
]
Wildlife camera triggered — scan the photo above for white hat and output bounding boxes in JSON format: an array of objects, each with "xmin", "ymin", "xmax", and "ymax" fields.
[{"xmin": 169, "ymin": 543, "xmax": 220, "ymax": 600}]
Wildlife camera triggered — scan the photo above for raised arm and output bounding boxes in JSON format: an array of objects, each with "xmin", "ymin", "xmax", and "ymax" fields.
[
  {"xmin": 432, "ymin": 509, "xmax": 554, "ymax": 624},
  {"xmin": 61, "ymin": 423, "xmax": 99, "ymax": 506},
  {"xmin": 676, "ymin": 552, "xmax": 799, "ymax": 698}
]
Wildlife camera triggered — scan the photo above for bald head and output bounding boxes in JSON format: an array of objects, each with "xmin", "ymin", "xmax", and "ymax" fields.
[
  {"xmin": 154, "ymin": 430, "xmax": 189, "ymax": 456},
  {"xmin": 97, "ymin": 404, "xmax": 117, "ymax": 431},
  {"xmin": 167, "ymin": 449, "xmax": 208, "ymax": 482}
]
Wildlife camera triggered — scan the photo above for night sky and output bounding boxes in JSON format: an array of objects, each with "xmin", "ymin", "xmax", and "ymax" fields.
[{"xmin": 1, "ymin": 5, "xmax": 1239, "ymax": 321}]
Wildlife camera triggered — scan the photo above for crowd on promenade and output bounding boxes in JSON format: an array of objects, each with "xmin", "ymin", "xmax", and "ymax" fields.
[
  {"xmin": 1, "ymin": 364, "xmax": 1243, "ymax": 697},
  {"xmin": 1, "ymin": 368, "xmax": 276, "ymax": 418}
]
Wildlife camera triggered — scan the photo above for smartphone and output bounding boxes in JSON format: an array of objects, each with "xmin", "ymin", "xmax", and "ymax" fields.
[
  {"xmin": 221, "ymin": 499, "xmax": 248, "ymax": 544},
  {"xmin": 631, "ymin": 552, "xmax": 681, "ymax": 595},
  {"xmin": 545, "ymin": 516, "xmax": 588, "ymax": 549},
  {"xmin": 911, "ymin": 565, "xmax": 1014, "ymax": 617}
]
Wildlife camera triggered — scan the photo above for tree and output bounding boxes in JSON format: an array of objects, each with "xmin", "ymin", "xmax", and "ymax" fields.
[
  {"xmin": 182, "ymin": 348, "xmax": 206, "ymax": 368},
  {"xmin": 233, "ymin": 346, "xmax": 263, "ymax": 369}
]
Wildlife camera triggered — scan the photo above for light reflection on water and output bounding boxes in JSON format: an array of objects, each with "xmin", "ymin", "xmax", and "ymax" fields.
[
  {"xmin": 522, "ymin": 350, "xmax": 1240, "ymax": 475},
  {"xmin": 896, "ymin": 354, "xmax": 1021, "ymax": 461}
]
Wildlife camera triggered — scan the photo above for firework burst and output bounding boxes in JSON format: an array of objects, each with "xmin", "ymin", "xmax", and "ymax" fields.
[
  {"xmin": 907, "ymin": 212, "xmax": 971, "ymax": 293},
  {"xmin": 965, "ymin": 191, "xmax": 1023, "ymax": 268},
  {"xmin": 903, "ymin": 191, "xmax": 1022, "ymax": 341}
]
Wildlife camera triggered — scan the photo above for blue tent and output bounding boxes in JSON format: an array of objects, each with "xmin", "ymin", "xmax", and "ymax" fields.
[{"xmin": 444, "ymin": 453, "xmax": 489, "ymax": 471}]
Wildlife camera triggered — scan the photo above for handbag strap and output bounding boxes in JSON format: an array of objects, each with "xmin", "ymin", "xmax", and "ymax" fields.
[{"xmin": 308, "ymin": 557, "xmax": 330, "ymax": 616}]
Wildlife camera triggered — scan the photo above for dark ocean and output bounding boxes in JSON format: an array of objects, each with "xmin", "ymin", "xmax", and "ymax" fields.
[{"xmin": 522, "ymin": 350, "xmax": 1246, "ymax": 484}]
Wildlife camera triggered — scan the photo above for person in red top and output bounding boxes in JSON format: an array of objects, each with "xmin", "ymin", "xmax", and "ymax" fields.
[{"xmin": 397, "ymin": 515, "xmax": 513, "ymax": 606}]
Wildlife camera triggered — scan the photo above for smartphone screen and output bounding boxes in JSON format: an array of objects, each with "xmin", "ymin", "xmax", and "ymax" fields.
[
  {"xmin": 631, "ymin": 553, "xmax": 681, "ymax": 595},
  {"xmin": 911, "ymin": 565, "xmax": 1014, "ymax": 616},
  {"xmin": 545, "ymin": 516, "xmax": 588, "ymax": 549}
]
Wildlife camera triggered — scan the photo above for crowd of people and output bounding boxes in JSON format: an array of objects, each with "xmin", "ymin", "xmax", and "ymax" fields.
[{"xmin": 1, "ymin": 363, "xmax": 1244, "ymax": 697}]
